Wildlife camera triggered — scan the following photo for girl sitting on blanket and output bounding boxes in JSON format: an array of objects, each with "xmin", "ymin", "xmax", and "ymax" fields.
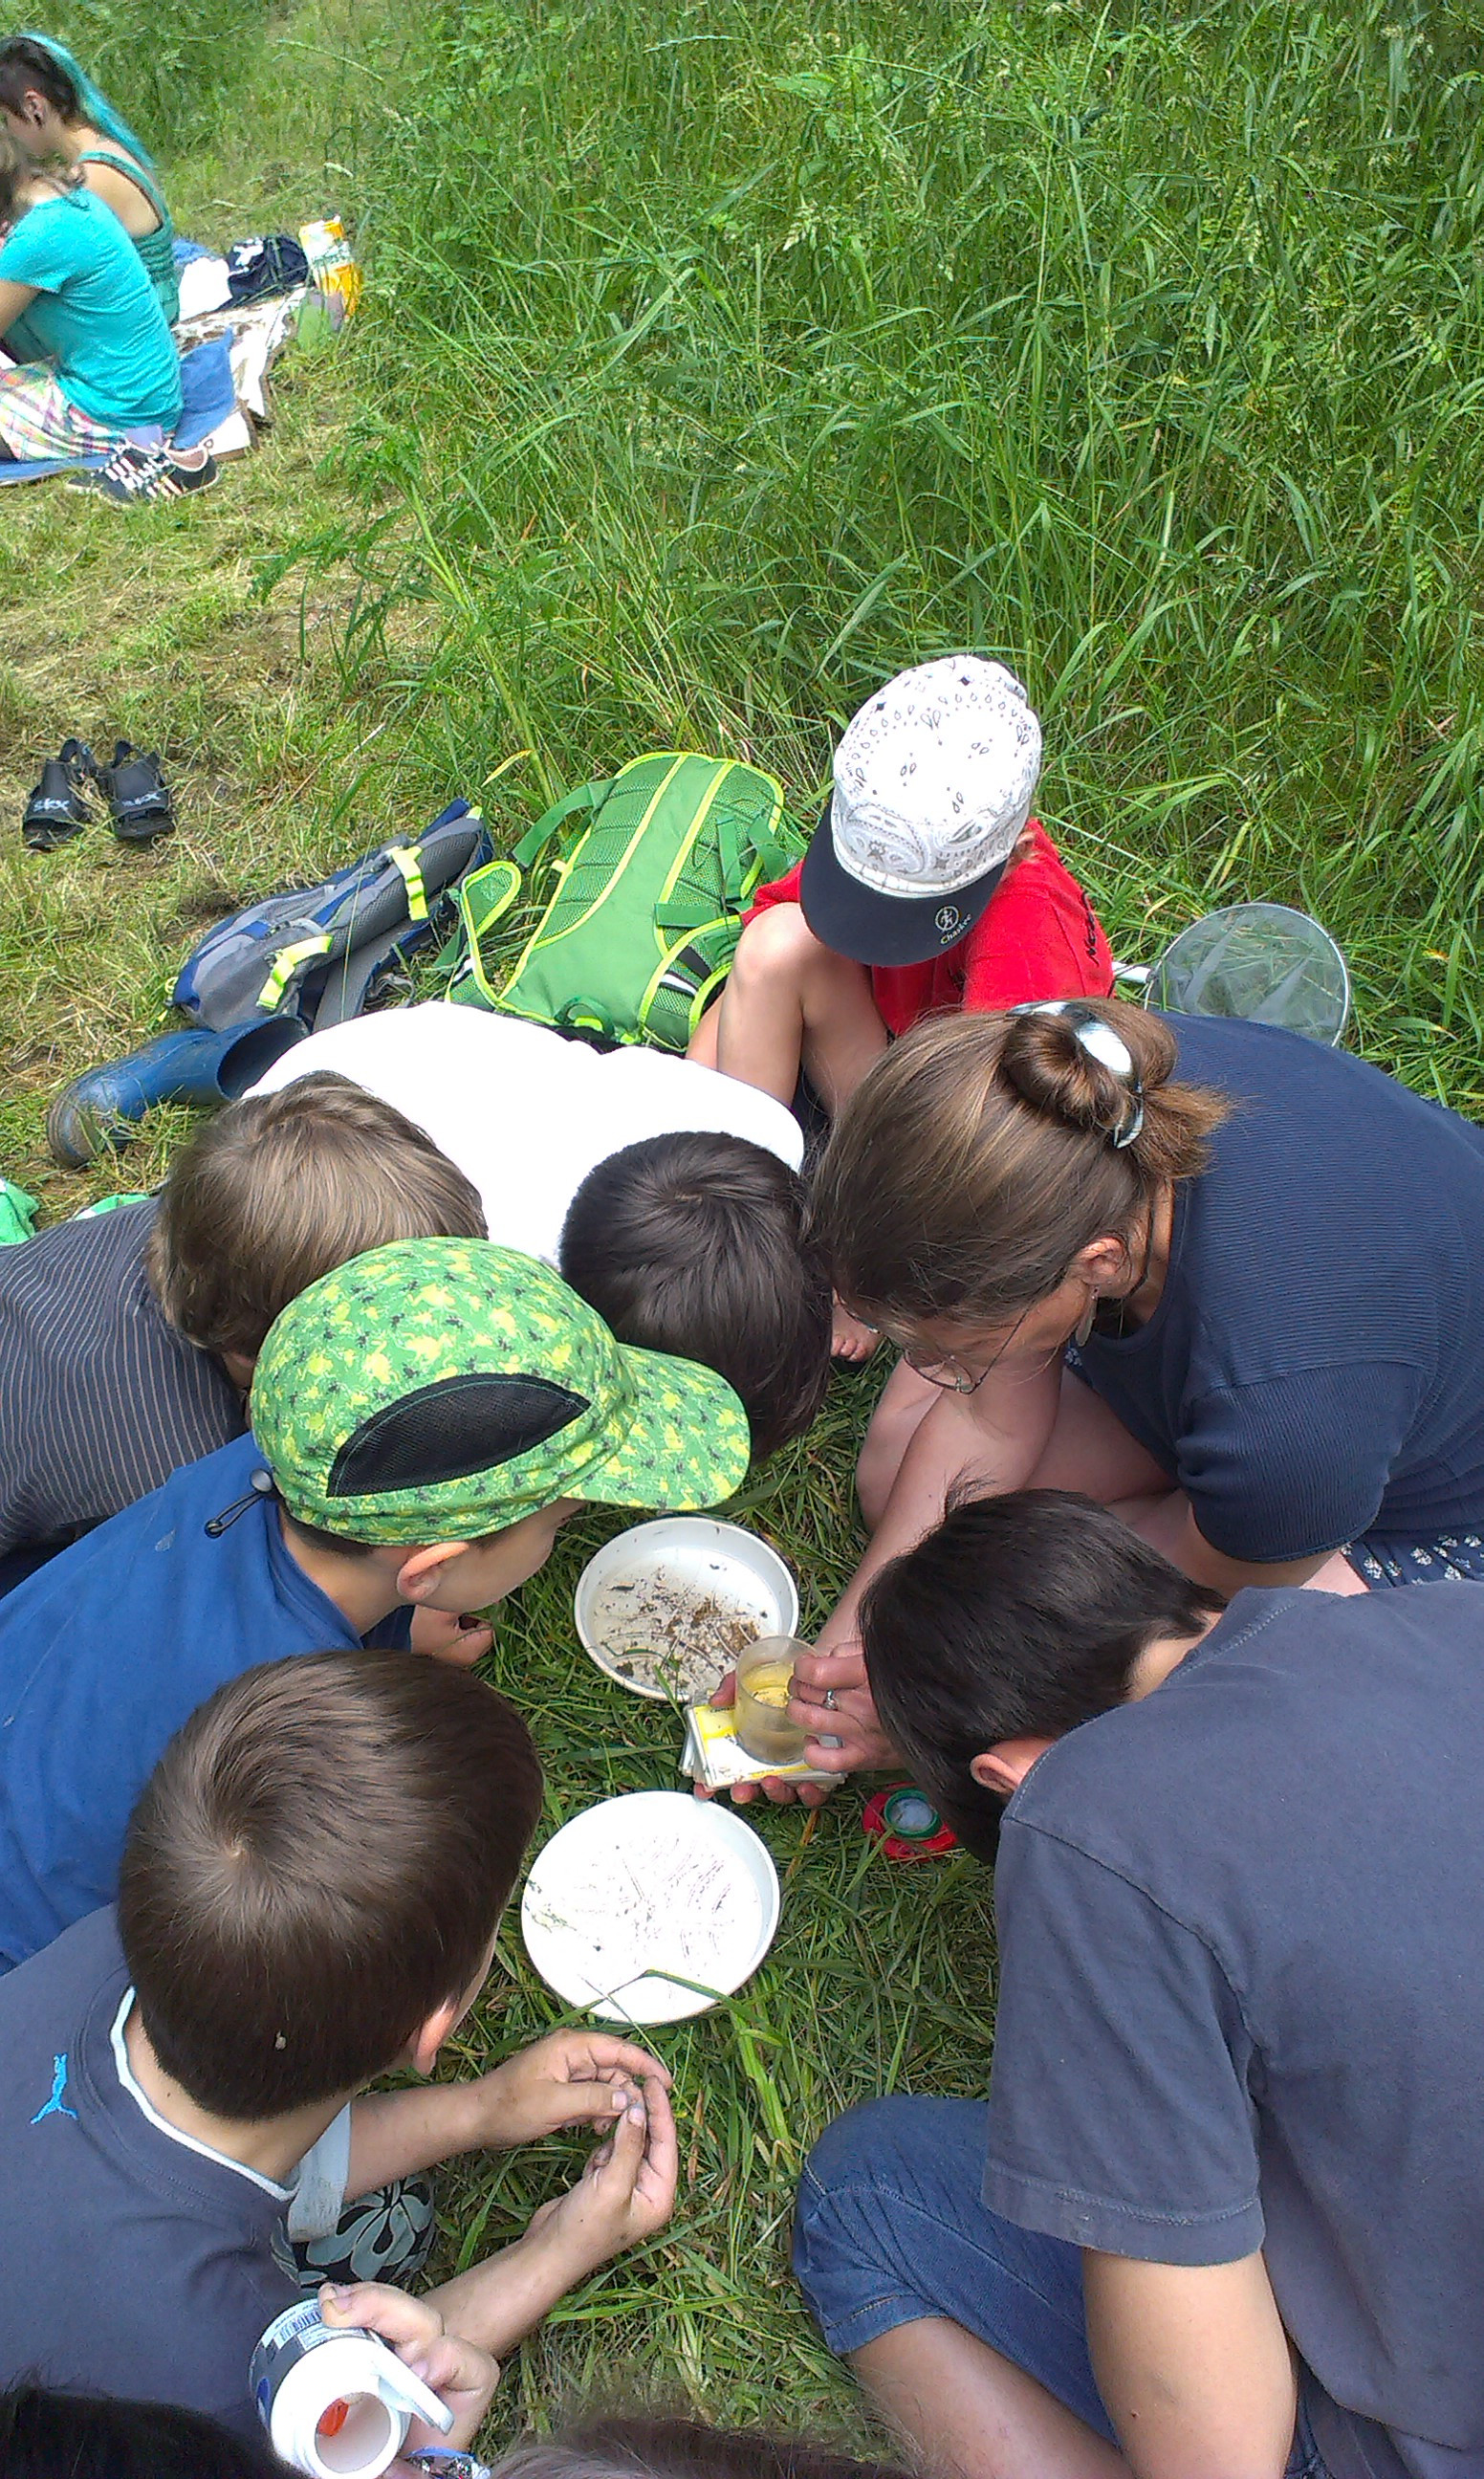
[
  {"xmin": 0, "ymin": 126, "xmax": 181, "ymax": 463},
  {"xmin": 0, "ymin": 36, "xmax": 177, "ymax": 323}
]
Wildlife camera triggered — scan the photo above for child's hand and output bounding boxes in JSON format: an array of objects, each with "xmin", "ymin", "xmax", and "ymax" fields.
[
  {"xmin": 408, "ymin": 1607, "xmax": 495, "ymax": 1667},
  {"xmin": 476, "ymin": 2028, "xmax": 671, "ymax": 2147},
  {"xmin": 525, "ymin": 2079, "xmax": 678, "ymax": 2279},
  {"xmin": 317, "ymin": 2280, "xmax": 498, "ymax": 2456}
]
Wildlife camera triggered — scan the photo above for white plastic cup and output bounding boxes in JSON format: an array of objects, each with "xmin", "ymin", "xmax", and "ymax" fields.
[{"xmin": 251, "ymin": 2302, "xmax": 452, "ymax": 2478}]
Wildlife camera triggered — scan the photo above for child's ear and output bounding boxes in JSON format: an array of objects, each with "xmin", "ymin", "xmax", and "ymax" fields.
[
  {"xmin": 405, "ymin": 1993, "xmax": 465, "ymax": 2076},
  {"xmin": 394, "ymin": 1541, "xmax": 469, "ymax": 1603},
  {"xmin": 970, "ymin": 1738, "xmax": 1054, "ymax": 1797}
]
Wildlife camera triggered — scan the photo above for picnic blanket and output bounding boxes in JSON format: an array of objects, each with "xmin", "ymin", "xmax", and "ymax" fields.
[{"xmin": 0, "ymin": 334, "xmax": 236, "ymax": 486}]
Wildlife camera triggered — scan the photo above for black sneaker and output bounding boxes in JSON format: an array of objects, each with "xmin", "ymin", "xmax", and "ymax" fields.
[{"xmin": 73, "ymin": 441, "xmax": 219, "ymax": 503}]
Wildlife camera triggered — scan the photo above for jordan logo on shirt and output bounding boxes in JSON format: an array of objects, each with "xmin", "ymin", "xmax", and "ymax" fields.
[{"xmin": 31, "ymin": 2053, "xmax": 77, "ymax": 2126}]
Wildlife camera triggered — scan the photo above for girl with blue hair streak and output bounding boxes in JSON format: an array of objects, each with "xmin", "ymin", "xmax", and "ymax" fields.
[{"xmin": 0, "ymin": 35, "xmax": 176, "ymax": 323}]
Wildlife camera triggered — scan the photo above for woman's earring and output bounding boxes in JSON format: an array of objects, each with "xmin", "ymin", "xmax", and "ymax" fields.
[{"xmin": 1074, "ymin": 1293, "xmax": 1098, "ymax": 1349}]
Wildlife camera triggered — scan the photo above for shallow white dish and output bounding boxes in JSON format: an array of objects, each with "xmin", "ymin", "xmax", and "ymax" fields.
[
  {"xmin": 574, "ymin": 1517, "xmax": 799, "ymax": 1703},
  {"xmin": 521, "ymin": 1789, "xmax": 781, "ymax": 2024}
]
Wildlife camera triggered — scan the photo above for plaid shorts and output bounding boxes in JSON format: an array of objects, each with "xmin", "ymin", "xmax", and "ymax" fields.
[{"xmin": 0, "ymin": 364, "xmax": 119, "ymax": 461}]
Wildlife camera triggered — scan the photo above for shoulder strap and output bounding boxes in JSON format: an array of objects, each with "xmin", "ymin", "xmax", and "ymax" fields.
[
  {"xmin": 75, "ymin": 146, "xmax": 168, "ymax": 222},
  {"xmin": 511, "ymin": 779, "xmax": 606, "ymax": 869}
]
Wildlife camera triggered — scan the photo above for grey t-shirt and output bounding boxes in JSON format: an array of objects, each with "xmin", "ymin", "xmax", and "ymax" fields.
[
  {"xmin": 0, "ymin": 1906, "xmax": 298, "ymax": 2436},
  {"xmin": 983, "ymin": 1583, "xmax": 1484, "ymax": 2479},
  {"xmin": 0, "ymin": 1200, "xmax": 243, "ymax": 1559}
]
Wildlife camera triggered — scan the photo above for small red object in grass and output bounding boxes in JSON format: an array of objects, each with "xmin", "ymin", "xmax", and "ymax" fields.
[
  {"xmin": 862, "ymin": 1783, "xmax": 957, "ymax": 1862},
  {"xmin": 316, "ymin": 2401, "xmax": 351, "ymax": 2439}
]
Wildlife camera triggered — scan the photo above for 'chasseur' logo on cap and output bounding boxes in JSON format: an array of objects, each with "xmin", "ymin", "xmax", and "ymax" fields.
[{"xmin": 934, "ymin": 905, "xmax": 965, "ymax": 941}]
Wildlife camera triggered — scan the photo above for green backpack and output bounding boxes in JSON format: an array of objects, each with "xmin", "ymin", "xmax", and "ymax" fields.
[{"xmin": 443, "ymin": 752, "xmax": 799, "ymax": 1051}]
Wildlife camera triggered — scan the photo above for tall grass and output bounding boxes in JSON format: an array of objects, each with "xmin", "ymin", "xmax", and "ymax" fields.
[
  {"xmin": 22, "ymin": 0, "xmax": 273, "ymax": 155},
  {"xmin": 303, "ymin": 0, "xmax": 1484, "ymax": 1097}
]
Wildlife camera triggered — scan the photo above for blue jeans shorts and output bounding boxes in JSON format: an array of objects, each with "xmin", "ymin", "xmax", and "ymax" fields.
[{"xmin": 794, "ymin": 2095, "xmax": 1328, "ymax": 2475}]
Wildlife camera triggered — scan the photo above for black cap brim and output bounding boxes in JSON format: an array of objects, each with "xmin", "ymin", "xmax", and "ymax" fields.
[{"xmin": 797, "ymin": 797, "xmax": 1009, "ymax": 969}]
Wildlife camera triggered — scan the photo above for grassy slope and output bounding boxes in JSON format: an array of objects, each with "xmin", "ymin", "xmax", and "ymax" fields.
[
  {"xmin": 3, "ymin": 0, "xmax": 1484, "ymax": 2450},
  {"xmin": 0, "ymin": 0, "xmax": 404, "ymax": 1208}
]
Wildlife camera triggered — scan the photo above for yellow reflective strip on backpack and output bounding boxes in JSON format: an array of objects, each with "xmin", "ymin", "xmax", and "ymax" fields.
[
  {"xmin": 385, "ymin": 844, "xmax": 428, "ymax": 921},
  {"xmin": 257, "ymin": 932, "xmax": 334, "ymax": 1011}
]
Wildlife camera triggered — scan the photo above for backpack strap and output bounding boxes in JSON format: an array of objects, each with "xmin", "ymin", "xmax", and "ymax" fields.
[
  {"xmin": 383, "ymin": 843, "xmax": 429, "ymax": 922},
  {"xmin": 442, "ymin": 860, "xmax": 526, "ymax": 1005},
  {"xmin": 256, "ymin": 931, "xmax": 334, "ymax": 1012},
  {"xmin": 511, "ymin": 779, "xmax": 606, "ymax": 869}
]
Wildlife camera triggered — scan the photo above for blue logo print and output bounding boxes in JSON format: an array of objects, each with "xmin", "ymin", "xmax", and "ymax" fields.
[{"xmin": 31, "ymin": 2053, "xmax": 78, "ymax": 2126}]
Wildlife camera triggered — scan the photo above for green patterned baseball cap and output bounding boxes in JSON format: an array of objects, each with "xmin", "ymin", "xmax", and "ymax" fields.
[{"xmin": 250, "ymin": 1239, "xmax": 752, "ymax": 1544}]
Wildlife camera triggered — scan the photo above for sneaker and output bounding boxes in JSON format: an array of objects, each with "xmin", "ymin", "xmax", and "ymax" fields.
[{"xmin": 72, "ymin": 441, "xmax": 219, "ymax": 503}]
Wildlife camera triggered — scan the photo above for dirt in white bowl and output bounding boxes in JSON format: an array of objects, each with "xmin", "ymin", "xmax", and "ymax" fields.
[{"xmin": 587, "ymin": 1562, "xmax": 775, "ymax": 1701}]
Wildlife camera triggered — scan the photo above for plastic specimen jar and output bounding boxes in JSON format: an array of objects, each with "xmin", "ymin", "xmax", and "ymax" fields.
[{"xmin": 733, "ymin": 1634, "xmax": 810, "ymax": 1766}]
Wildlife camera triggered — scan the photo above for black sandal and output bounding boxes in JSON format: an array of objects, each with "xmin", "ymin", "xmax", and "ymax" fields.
[
  {"xmin": 22, "ymin": 738, "xmax": 98, "ymax": 852},
  {"xmin": 96, "ymin": 740, "xmax": 174, "ymax": 845}
]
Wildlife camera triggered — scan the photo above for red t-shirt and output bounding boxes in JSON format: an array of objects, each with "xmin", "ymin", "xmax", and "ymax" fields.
[{"xmin": 746, "ymin": 821, "xmax": 1112, "ymax": 1037}]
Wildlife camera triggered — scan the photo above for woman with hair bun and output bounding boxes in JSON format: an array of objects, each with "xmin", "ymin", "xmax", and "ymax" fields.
[{"xmin": 736, "ymin": 998, "xmax": 1484, "ymax": 1796}]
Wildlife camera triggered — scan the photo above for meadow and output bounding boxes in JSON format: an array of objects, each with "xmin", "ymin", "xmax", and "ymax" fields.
[{"xmin": 2, "ymin": 0, "xmax": 1482, "ymax": 2446}]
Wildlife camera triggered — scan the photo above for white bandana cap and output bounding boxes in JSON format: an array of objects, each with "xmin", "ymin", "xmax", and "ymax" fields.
[{"xmin": 830, "ymin": 656, "xmax": 1043, "ymax": 901}]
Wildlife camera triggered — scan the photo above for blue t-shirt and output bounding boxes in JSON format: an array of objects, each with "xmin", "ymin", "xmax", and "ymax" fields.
[
  {"xmin": 1074, "ymin": 1014, "xmax": 1484, "ymax": 1561},
  {"xmin": 985, "ymin": 1582, "xmax": 1484, "ymax": 2479},
  {"xmin": 0, "ymin": 187, "xmax": 182, "ymax": 428},
  {"xmin": 0, "ymin": 1434, "xmax": 408, "ymax": 1971},
  {"xmin": 0, "ymin": 1905, "xmax": 296, "ymax": 2436}
]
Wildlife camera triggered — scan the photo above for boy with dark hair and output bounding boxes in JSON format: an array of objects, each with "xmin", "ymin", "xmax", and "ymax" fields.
[
  {"xmin": 0, "ymin": 1073, "xmax": 487, "ymax": 1587},
  {"xmin": 0, "ymin": 1237, "xmax": 751, "ymax": 1973},
  {"xmin": 558, "ymin": 1133, "xmax": 831, "ymax": 1460},
  {"xmin": 0, "ymin": 1647, "xmax": 676, "ymax": 2438},
  {"xmin": 859, "ymin": 1488, "xmax": 1226, "ymax": 1858},
  {"xmin": 797, "ymin": 1487, "xmax": 1484, "ymax": 2477}
]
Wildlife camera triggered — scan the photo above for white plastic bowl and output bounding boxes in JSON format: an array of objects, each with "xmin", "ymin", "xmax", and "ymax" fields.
[
  {"xmin": 521, "ymin": 1789, "xmax": 781, "ymax": 2023},
  {"xmin": 574, "ymin": 1516, "xmax": 799, "ymax": 1702}
]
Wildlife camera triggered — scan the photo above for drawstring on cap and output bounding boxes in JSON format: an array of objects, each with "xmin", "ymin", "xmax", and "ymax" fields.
[{"xmin": 1011, "ymin": 999, "xmax": 1145, "ymax": 1150}]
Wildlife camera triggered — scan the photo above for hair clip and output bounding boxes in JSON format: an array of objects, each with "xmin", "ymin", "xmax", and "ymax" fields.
[{"xmin": 1011, "ymin": 1000, "xmax": 1144, "ymax": 1148}]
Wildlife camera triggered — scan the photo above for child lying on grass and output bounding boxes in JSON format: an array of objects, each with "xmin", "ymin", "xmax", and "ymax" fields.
[{"xmin": 0, "ymin": 1646, "xmax": 676, "ymax": 2441}]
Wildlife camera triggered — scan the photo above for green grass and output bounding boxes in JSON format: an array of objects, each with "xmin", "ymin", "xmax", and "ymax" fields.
[{"xmin": 3, "ymin": 0, "xmax": 1484, "ymax": 2451}]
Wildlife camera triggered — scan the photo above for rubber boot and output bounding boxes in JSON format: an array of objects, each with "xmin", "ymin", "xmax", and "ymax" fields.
[{"xmin": 47, "ymin": 1014, "xmax": 309, "ymax": 1169}]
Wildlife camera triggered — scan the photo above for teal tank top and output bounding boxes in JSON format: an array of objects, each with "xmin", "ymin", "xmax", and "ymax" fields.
[{"xmin": 75, "ymin": 146, "xmax": 178, "ymax": 327}]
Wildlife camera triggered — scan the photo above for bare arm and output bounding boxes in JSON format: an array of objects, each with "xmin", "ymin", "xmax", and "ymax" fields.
[
  {"xmin": 1126, "ymin": 1495, "xmax": 1363, "ymax": 1596},
  {"xmin": 426, "ymin": 2081, "xmax": 677, "ymax": 2357},
  {"xmin": 718, "ymin": 1355, "xmax": 1063, "ymax": 1802},
  {"xmin": 1085, "ymin": 2252, "xmax": 1298, "ymax": 2479},
  {"xmin": 345, "ymin": 2029, "xmax": 670, "ymax": 2197},
  {"xmin": 0, "ymin": 278, "xmax": 40, "ymax": 338},
  {"xmin": 818, "ymin": 1351, "xmax": 1065, "ymax": 1657}
]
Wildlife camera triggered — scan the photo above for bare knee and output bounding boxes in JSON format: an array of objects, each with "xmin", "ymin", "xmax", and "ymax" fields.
[
  {"xmin": 729, "ymin": 902, "xmax": 836, "ymax": 998},
  {"xmin": 856, "ymin": 1371, "xmax": 941, "ymax": 1531}
]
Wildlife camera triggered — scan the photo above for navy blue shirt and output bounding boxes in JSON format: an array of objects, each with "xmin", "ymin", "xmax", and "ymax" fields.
[
  {"xmin": 0, "ymin": 1434, "xmax": 408, "ymax": 1971},
  {"xmin": 985, "ymin": 1582, "xmax": 1484, "ymax": 2479},
  {"xmin": 1074, "ymin": 1015, "xmax": 1484, "ymax": 1561},
  {"xmin": 0, "ymin": 1906, "xmax": 296, "ymax": 2435}
]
